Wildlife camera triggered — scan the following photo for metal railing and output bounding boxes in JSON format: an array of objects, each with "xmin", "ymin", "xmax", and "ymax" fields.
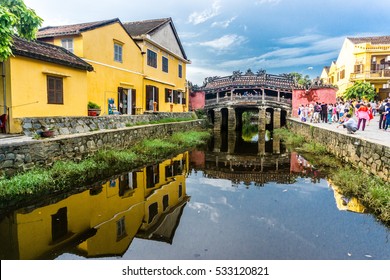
[{"xmin": 350, "ymin": 69, "xmax": 390, "ymax": 80}]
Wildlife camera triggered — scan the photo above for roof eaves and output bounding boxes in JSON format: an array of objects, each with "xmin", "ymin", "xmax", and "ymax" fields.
[{"xmin": 12, "ymin": 37, "xmax": 93, "ymax": 71}]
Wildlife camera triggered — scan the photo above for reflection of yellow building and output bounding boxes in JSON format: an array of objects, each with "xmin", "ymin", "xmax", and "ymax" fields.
[
  {"xmin": 330, "ymin": 183, "xmax": 366, "ymax": 214},
  {"xmin": 321, "ymin": 36, "xmax": 390, "ymax": 99},
  {"xmin": 138, "ymin": 153, "xmax": 190, "ymax": 243},
  {"xmin": 0, "ymin": 152, "xmax": 189, "ymax": 259}
]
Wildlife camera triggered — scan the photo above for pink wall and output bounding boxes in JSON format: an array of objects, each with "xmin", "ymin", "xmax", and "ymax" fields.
[
  {"xmin": 292, "ymin": 87, "xmax": 337, "ymax": 117},
  {"xmin": 189, "ymin": 90, "xmax": 205, "ymax": 110}
]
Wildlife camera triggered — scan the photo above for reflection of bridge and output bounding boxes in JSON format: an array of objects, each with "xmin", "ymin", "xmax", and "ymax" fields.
[
  {"xmin": 204, "ymin": 170, "xmax": 295, "ymax": 186},
  {"xmin": 194, "ymin": 131, "xmax": 298, "ymax": 186},
  {"xmin": 202, "ymin": 71, "xmax": 294, "ymax": 131}
]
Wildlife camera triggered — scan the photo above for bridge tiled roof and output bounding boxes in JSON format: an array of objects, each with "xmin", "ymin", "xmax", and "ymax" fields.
[{"xmin": 203, "ymin": 73, "xmax": 295, "ymax": 92}]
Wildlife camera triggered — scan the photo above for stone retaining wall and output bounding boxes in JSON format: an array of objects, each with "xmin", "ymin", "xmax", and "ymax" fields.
[
  {"xmin": 19, "ymin": 112, "xmax": 194, "ymax": 137},
  {"xmin": 287, "ymin": 119, "xmax": 390, "ymax": 182},
  {"xmin": 0, "ymin": 119, "xmax": 205, "ymax": 175}
]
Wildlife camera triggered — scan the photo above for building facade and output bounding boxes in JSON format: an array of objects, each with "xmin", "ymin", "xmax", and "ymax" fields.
[
  {"xmin": 322, "ymin": 36, "xmax": 390, "ymax": 99},
  {"xmin": 0, "ymin": 37, "xmax": 93, "ymax": 133},
  {"xmin": 37, "ymin": 19, "xmax": 145, "ymax": 115},
  {"xmin": 123, "ymin": 18, "xmax": 190, "ymax": 113}
]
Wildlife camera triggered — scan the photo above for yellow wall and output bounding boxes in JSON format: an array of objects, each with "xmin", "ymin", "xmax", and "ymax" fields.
[
  {"xmin": 5, "ymin": 56, "xmax": 88, "ymax": 133},
  {"xmin": 50, "ymin": 22, "xmax": 145, "ymax": 115},
  {"xmin": 141, "ymin": 41, "xmax": 189, "ymax": 113}
]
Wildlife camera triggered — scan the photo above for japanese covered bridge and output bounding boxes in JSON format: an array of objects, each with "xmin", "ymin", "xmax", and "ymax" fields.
[{"xmin": 203, "ymin": 70, "xmax": 295, "ymax": 131}]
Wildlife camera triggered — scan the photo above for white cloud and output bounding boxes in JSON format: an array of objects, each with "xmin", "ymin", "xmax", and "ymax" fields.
[
  {"xmin": 187, "ymin": 65, "xmax": 231, "ymax": 85},
  {"xmin": 188, "ymin": 202, "xmax": 220, "ymax": 223},
  {"xmin": 188, "ymin": 0, "xmax": 221, "ymax": 25},
  {"xmin": 199, "ymin": 34, "xmax": 247, "ymax": 51},
  {"xmin": 277, "ymin": 34, "xmax": 325, "ymax": 45},
  {"xmin": 219, "ymin": 34, "xmax": 344, "ymax": 71},
  {"xmin": 255, "ymin": 0, "xmax": 281, "ymax": 5},
  {"xmin": 211, "ymin": 16, "xmax": 237, "ymax": 28}
]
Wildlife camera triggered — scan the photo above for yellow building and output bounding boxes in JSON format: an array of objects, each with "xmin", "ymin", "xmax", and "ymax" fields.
[
  {"xmin": 37, "ymin": 18, "xmax": 145, "ymax": 115},
  {"xmin": 123, "ymin": 18, "xmax": 191, "ymax": 112},
  {"xmin": 322, "ymin": 36, "xmax": 390, "ymax": 99},
  {"xmin": 0, "ymin": 37, "xmax": 93, "ymax": 133}
]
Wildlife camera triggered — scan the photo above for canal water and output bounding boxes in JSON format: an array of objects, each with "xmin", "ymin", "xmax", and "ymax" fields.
[{"xmin": 1, "ymin": 131, "xmax": 389, "ymax": 260}]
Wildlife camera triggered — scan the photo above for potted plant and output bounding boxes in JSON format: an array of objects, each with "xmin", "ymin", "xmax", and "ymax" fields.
[
  {"xmin": 41, "ymin": 126, "xmax": 55, "ymax": 138},
  {"xmin": 88, "ymin": 101, "xmax": 101, "ymax": 116}
]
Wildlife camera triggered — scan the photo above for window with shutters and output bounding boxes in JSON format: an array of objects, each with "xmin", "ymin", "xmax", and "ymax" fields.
[
  {"xmin": 61, "ymin": 39, "xmax": 74, "ymax": 53},
  {"xmin": 147, "ymin": 49, "xmax": 157, "ymax": 68},
  {"xmin": 114, "ymin": 43, "xmax": 123, "ymax": 63},
  {"xmin": 162, "ymin": 56, "xmax": 168, "ymax": 73},
  {"xmin": 47, "ymin": 76, "xmax": 64, "ymax": 104},
  {"xmin": 178, "ymin": 64, "xmax": 182, "ymax": 78}
]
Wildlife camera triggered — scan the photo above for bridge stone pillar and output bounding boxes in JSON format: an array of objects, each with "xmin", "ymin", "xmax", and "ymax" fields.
[
  {"xmin": 273, "ymin": 108, "xmax": 281, "ymax": 129},
  {"xmin": 258, "ymin": 131, "xmax": 265, "ymax": 155},
  {"xmin": 258, "ymin": 106, "xmax": 267, "ymax": 131},
  {"xmin": 213, "ymin": 131, "xmax": 221, "ymax": 152},
  {"xmin": 261, "ymin": 88, "xmax": 265, "ymax": 103},
  {"xmin": 227, "ymin": 131, "xmax": 236, "ymax": 154},
  {"xmin": 213, "ymin": 108, "xmax": 222, "ymax": 131},
  {"xmin": 272, "ymin": 135, "xmax": 280, "ymax": 154},
  {"xmin": 227, "ymin": 107, "xmax": 236, "ymax": 131}
]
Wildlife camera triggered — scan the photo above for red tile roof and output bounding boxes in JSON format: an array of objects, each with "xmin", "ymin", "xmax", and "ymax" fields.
[
  {"xmin": 123, "ymin": 18, "xmax": 171, "ymax": 37},
  {"xmin": 348, "ymin": 36, "xmax": 390, "ymax": 45},
  {"xmin": 37, "ymin": 18, "xmax": 119, "ymax": 38},
  {"xmin": 123, "ymin": 17, "xmax": 188, "ymax": 60},
  {"xmin": 12, "ymin": 36, "xmax": 93, "ymax": 71}
]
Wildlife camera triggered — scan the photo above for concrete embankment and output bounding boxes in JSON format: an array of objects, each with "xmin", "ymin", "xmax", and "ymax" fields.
[
  {"xmin": 0, "ymin": 118, "xmax": 206, "ymax": 175},
  {"xmin": 287, "ymin": 117, "xmax": 390, "ymax": 182}
]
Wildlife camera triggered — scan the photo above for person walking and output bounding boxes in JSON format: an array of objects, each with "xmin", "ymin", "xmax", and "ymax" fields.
[
  {"xmin": 378, "ymin": 99, "xmax": 387, "ymax": 129},
  {"xmin": 367, "ymin": 103, "xmax": 374, "ymax": 126},
  {"xmin": 321, "ymin": 102, "xmax": 328, "ymax": 123},
  {"xmin": 384, "ymin": 103, "xmax": 390, "ymax": 131},
  {"xmin": 355, "ymin": 102, "xmax": 370, "ymax": 131}
]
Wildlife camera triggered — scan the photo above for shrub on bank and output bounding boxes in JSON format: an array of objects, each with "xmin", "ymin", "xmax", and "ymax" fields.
[
  {"xmin": 275, "ymin": 126, "xmax": 390, "ymax": 225},
  {"xmin": 0, "ymin": 130, "xmax": 211, "ymax": 205}
]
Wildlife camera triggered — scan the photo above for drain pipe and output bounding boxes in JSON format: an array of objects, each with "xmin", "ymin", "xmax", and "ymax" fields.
[{"xmin": 1, "ymin": 61, "xmax": 6, "ymax": 114}]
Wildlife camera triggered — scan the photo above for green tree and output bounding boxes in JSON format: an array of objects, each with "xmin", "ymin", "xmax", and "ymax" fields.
[
  {"xmin": 0, "ymin": 0, "xmax": 42, "ymax": 61},
  {"xmin": 289, "ymin": 72, "xmax": 312, "ymax": 88},
  {"xmin": 343, "ymin": 81, "xmax": 376, "ymax": 101}
]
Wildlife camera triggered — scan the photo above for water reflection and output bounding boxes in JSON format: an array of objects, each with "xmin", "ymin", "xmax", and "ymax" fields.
[
  {"xmin": 0, "ymin": 153, "xmax": 189, "ymax": 260},
  {"xmin": 196, "ymin": 131, "xmax": 296, "ymax": 187},
  {"xmin": 0, "ymin": 131, "xmax": 387, "ymax": 260}
]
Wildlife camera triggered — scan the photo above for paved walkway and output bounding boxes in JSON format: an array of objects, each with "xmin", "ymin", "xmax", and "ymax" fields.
[{"xmin": 291, "ymin": 115, "xmax": 390, "ymax": 148}]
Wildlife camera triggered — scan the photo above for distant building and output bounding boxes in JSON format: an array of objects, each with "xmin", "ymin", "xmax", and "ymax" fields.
[
  {"xmin": 189, "ymin": 89, "xmax": 205, "ymax": 111},
  {"xmin": 321, "ymin": 36, "xmax": 390, "ymax": 99}
]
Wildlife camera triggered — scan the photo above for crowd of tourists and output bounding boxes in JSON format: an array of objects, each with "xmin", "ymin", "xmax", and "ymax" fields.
[{"xmin": 297, "ymin": 99, "xmax": 390, "ymax": 134}]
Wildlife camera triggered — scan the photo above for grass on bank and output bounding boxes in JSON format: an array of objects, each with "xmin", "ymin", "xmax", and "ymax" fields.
[
  {"xmin": 0, "ymin": 130, "xmax": 211, "ymax": 204},
  {"xmin": 125, "ymin": 116, "xmax": 195, "ymax": 127},
  {"xmin": 274, "ymin": 127, "xmax": 390, "ymax": 225}
]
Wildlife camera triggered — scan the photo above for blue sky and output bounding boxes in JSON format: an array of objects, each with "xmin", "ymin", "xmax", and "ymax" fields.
[{"xmin": 24, "ymin": 0, "xmax": 390, "ymax": 86}]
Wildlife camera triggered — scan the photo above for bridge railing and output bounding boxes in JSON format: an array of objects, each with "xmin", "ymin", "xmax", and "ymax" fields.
[{"xmin": 205, "ymin": 95, "xmax": 292, "ymax": 106}]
